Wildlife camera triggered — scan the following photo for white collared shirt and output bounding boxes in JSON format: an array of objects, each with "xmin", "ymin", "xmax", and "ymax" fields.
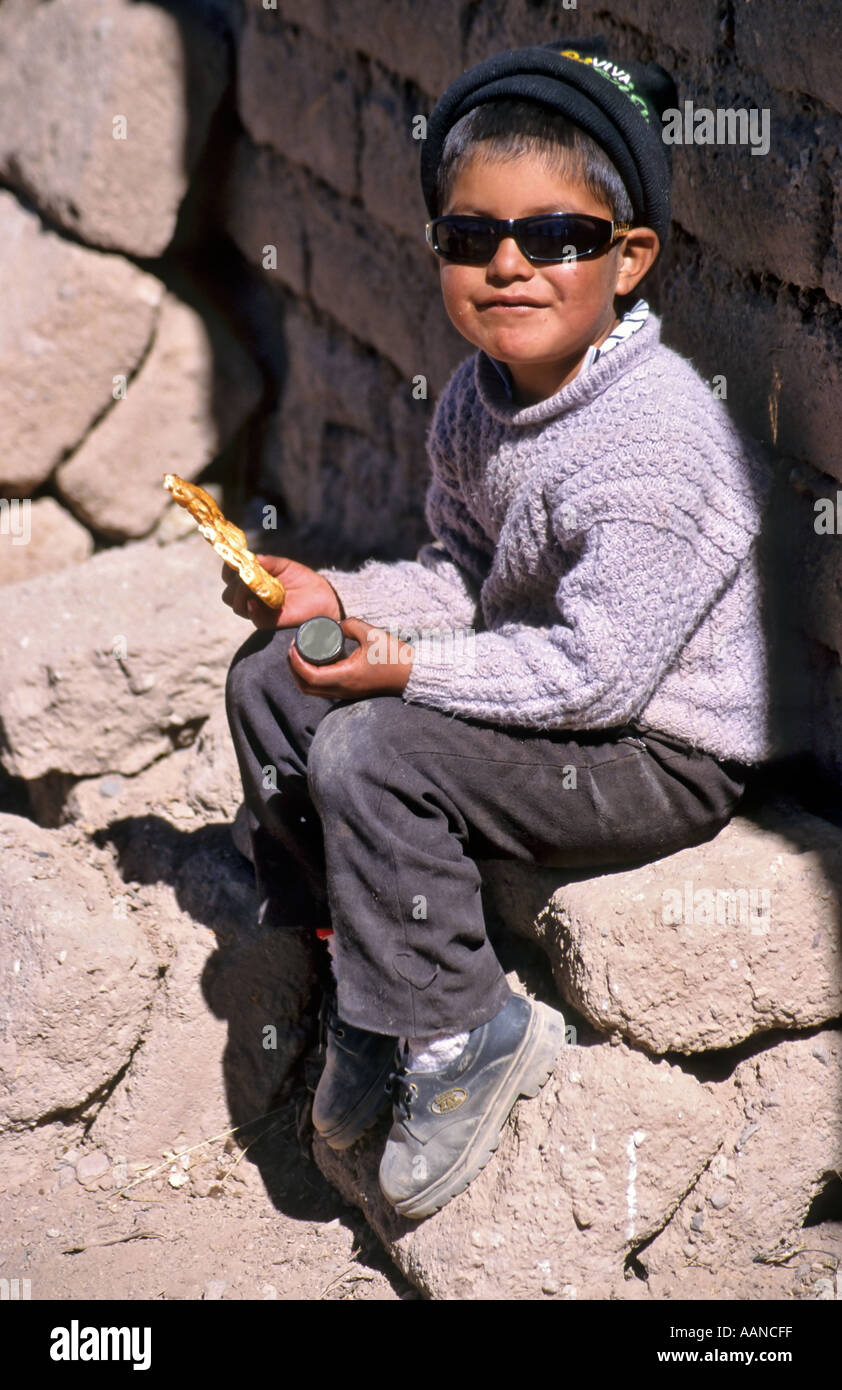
[{"xmin": 487, "ymin": 297, "xmax": 650, "ymax": 398}]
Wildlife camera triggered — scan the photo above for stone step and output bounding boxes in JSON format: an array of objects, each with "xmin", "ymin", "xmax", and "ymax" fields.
[{"xmin": 481, "ymin": 796, "xmax": 842, "ymax": 1054}]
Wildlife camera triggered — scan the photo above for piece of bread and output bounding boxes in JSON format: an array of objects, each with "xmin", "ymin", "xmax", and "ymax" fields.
[{"xmin": 162, "ymin": 474, "xmax": 285, "ymax": 609}]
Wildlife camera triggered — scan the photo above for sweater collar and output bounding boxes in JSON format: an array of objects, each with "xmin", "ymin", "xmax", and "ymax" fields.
[{"xmin": 475, "ymin": 309, "xmax": 661, "ymax": 426}]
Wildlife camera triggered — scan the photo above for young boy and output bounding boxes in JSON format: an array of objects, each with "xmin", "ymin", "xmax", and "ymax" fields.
[{"xmin": 222, "ymin": 39, "xmax": 772, "ymax": 1220}]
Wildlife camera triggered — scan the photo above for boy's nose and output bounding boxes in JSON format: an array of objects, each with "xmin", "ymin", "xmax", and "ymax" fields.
[{"xmin": 486, "ymin": 233, "xmax": 533, "ymax": 277}]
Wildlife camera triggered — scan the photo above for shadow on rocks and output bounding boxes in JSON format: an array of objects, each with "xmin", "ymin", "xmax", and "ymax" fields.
[{"xmin": 93, "ymin": 811, "xmax": 343, "ymax": 1219}]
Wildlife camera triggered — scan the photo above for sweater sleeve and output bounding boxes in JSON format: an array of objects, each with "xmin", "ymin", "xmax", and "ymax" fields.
[
  {"xmin": 316, "ymin": 532, "xmax": 481, "ymax": 634},
  {"xmin": 401, "ymin": 507, "xmax": 741, "ymax": 731}
]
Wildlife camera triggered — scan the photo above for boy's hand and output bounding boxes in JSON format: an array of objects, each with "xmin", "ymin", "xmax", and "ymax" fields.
[
  {"xmin": 221, "ymin": 553, "xmax": 342, "ymax": 629},
  {"xmin": 287, "ymin": 618, "xmax": 413, "ymax": 698}
]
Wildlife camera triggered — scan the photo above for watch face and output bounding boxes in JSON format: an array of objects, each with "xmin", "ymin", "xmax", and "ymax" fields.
[{"xmin": 295, "ymin": 616, "xmax": 345, "ymax": 665}]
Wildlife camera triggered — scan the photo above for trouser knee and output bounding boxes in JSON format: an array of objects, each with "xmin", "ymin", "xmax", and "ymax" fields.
[
  {"xmin": 225, "ymin": 626, "xmax": 296, "ymax": 720},
  {"xmin": 306, "ymin": 698, "xmax": 404, "ymax": 812}
]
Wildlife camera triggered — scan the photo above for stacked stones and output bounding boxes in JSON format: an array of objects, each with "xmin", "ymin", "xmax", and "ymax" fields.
[
  {"xmin": 1, "ymin": 0, "xmax": 841, "ymax": 1301},
  {"xmin": 0, "ymin": 0, "xmax": 261, "ymax": 581}
]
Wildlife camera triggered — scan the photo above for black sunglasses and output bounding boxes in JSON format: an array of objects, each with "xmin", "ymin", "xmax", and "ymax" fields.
[{"xmin": 425, "ymin": 213, "xmax": 632, "ymax": 266}]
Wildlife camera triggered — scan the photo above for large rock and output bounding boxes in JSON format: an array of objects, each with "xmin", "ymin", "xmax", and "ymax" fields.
[
  {"xmin": 176, "ymin": 701, "xmax": 246, "ymax": 827},
  {"xmin": 0, "ymin": 191, "xmax": 162, "ymax": 495},
  {"xmin": 64, "ymin": 704, "xmax": 245, "ymax": 835},
  {"xmin": 466, "ymin": 0, "xmax": 718, "ymax": 71},
  {"xmin": 0, "ymin": 498, "xmax": 93, "ymax": 587},
  {"xmin": 222, "ymin": 137, "xmax": 309, "ymax": 296},
  {"xmin": 795, "ymin": 464, "xmax": 842, "ymax": 657},
  {"xmin": 361, "ymin": 68, "xmax": 430, "ymax": 243},
  {"xmin": 0, "ymin": 531, "xmax": 250, "ymax": 782},
  {"xmin": 0, "ymin": 814, "xmax": 160, "ymax": 1130},
  {"xmin": 824, "ymin": 176, "xmax": 842, "ymax": 305},
  {"xmin": 55, "ymin": 294, "xmax": 262, "ymax": 540},
  {"xmin": 315, "ymin": 1003, "xmax": 726, "ymax": 1299},
  {"xmin": 87, "ymin": 855, "xmax": 320, "ymax": 1167},
  {"xmin": 306, "ymin": 177, "xmax": 465, "ymax": 388},
  {"xmin": 0, "ymin": 0, "xmax": 229, "ymax": 256},
  {"xmin": 641, "ymin": 1029, "xmax": 842, "ymax": 1298},
  {"xmin": 658, "ymin": 244, "xmax": 842, "ymax": 489},
  {"xmin": 483, "ymin": 799, "xmax": 842, "ymax": 1054},
  {"xmin": 63, "ymin": 709, "xmax": 321, "ymax": 1167}
]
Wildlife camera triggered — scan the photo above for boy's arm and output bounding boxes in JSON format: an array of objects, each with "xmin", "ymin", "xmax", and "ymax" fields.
[
  {"xmin": 400, "ymin": 507, "xmax": 746, "ymax": 731},
  {"xmin": 317, "ymin": 540, "xmax": 479, "ymax": 635}
]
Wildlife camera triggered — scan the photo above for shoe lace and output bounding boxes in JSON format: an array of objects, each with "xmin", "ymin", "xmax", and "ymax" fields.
[{"xmin": 387, "ymin": 1041, "xmax": 418, "ymax": 1120}]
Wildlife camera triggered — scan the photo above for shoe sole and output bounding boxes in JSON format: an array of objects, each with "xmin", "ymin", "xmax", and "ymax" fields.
[
  {"xmin": 387, "ymin": 998, "xmax": 567, "ymax": 1219},
  {"xmin": 316, "ymin": 1052, "xmax": 396, "ymax": 1151}
]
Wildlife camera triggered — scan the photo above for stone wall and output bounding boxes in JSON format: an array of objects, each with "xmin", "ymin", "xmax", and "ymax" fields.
[
  {"xmin": 1, "ymin": 0, "xmax": 840, "ymax": 777},
  {"xmin": 225, "ymin": 0, "xmax": 842, "ymax": 776},
  {"xmin": 1, "ymin": 1, "xmax": 841, "ymax": 1303}
]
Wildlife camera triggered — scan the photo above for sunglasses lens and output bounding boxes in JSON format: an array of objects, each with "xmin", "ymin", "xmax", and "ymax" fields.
[
  {"xmin": 430, "ymin": 215, "xmax": 617, "ymax": 264},
  {"xmin": 520, "ymin": 215, "xmax": 610, "ymax": 261},
  {"xmin": 432, "ymin": 218, "xmax": 497, "ymax": 264}
]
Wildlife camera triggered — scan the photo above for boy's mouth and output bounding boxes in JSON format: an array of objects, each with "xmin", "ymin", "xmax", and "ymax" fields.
[{"xmin": 479, "ymin": 297, "xmax": 547, "ymax": 310}]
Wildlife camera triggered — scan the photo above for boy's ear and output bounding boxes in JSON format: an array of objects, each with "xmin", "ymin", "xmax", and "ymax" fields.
[{"xmin": 615, "ymin": 226, "xmax": 660, "ymax": 298}]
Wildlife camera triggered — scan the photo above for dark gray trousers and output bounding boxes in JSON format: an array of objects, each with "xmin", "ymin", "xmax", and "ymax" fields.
[{"xmin": 224, "ymin": 626, "xmax": 746, "ymax": 1038}]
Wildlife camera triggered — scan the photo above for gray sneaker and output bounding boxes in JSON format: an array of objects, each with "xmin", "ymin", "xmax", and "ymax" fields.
[
  {"xmin": 311, "ymin": 1000, "xmax": 397, "ymax": 1150},
  {"xmin": 378, "ymin": 992, "xmax": 566, "ymax": 1219}
]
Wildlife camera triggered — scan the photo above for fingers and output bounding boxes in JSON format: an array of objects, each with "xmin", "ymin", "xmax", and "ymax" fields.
[
  {"xmin": 287, "ymin": 661, "xmax": 338, "ymax": 699},
  {"xmin": 220, "ymin": 562, "xmax": 241, "ymax": 605},
  {"xmin": 221, "ymin": 575, "xmax": 250, "ymax": 619},
  {"xmin": 221, "ymin": 566, "xmax": 272, "ymax": 626},
  {"xmin": 287, "ymin": 639, "xmax": 347, "ymax": 697},
  {"xmin": 254, "ymin": 553, "xmax": 290, "ymax": 577},
  {"xmin": 339, "ymin": 616, "xmax": 371, "ymax": 637}
]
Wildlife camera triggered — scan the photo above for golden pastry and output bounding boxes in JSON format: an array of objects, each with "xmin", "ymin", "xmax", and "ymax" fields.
[{"xmin": 163, "ymin": 474, "xmax": 285, "ymax": 609}]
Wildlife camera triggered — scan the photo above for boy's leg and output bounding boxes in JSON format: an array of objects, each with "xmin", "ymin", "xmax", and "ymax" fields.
[
  {"xmin": 224, "ymin": 625, "xmax": 348, "ymax": 934},
  {"xmin": 305, "ymin": 697, "xmax": 746, "ymax": 1040},
  {"xmin": 224, "ymin": 626, "xmax": 399, "ymax": 1147},
  {"xmin": 304, "ymin": 696, "xmax": 744, "ymax": 1214},
  {"xmin": 225, "ymin": 631, "xmax": 744, "ymax": 1179}
]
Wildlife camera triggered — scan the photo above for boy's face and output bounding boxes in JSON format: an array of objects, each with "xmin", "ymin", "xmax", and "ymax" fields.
[{"xmin": 437, "ymin": 150, "xmax": 657, "ymax": 405}]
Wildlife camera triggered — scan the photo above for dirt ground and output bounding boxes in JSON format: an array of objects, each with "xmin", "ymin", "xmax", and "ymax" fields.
[
  {"xmin": 1, "ymin": 1096, "xmax": 419, "ymax": 1302},
  {"xmin": 6, "ymin": 1115, "xmax": 840, "ymax": 1304}
]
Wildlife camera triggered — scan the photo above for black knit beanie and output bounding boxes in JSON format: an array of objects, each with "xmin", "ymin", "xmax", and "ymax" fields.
[{"xmin": 420, "ymin": 37, "xmax": 678, "ymax": 246}]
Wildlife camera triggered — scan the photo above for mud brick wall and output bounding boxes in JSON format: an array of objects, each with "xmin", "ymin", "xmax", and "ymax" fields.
[
  {"xmin": 1, "ymin": 0, "xmax": 840, "ymax": 778},
  {"xmin": 1, "ymin": 3, "xmax": 841, "ymax": 1304},
  {"xmin": 223, "ymin": 0, "xmax": 842, "ymax": 778}
]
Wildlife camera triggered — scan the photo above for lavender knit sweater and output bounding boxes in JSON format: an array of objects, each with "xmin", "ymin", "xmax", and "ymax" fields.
[{"xmin": 318, "ymin": 311, "xmax": 775, "ymax": 764}]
